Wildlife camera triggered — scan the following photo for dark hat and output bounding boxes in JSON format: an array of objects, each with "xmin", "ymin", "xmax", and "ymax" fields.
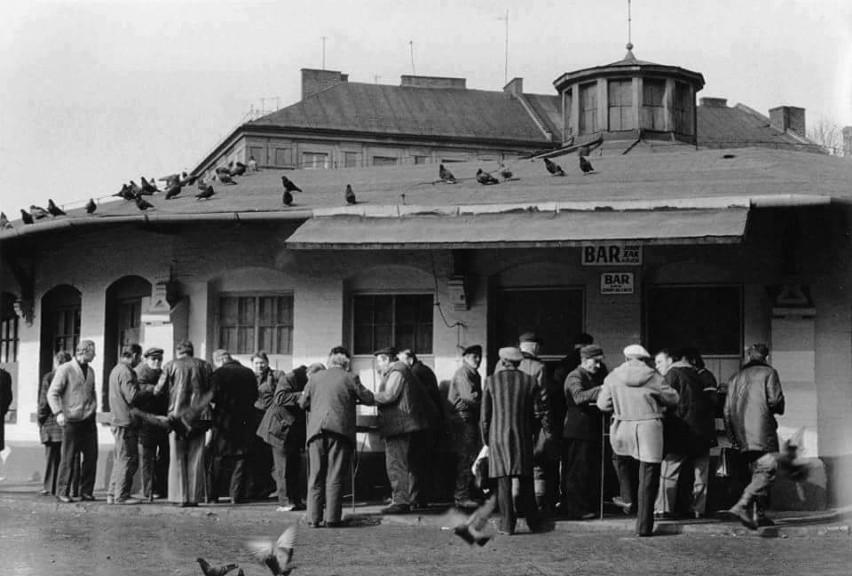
[
  {"xmin": 572, "ymin": 332, "xmax": 594, "ymax": 347},
  {"xmin": 373, "ymin": 346, "xmax": 398, "ymax": 358},
  {"xmin": 498, "ymin": 347, "xmax": 523, "ymax": 362},
  {"xmin": 462, "ymin": 344, "xmax": 483, "ymax": 356},
  {"xmin": 518, "ymin": 332, "xmax": 541, "ymax": 344},
  {"xmin": 580, "ymin": 344, "xmax": 604, "ymax": 360},
  {"xmin": 143, "ymin": 347, "xmax": 164, "ymax": 358}
]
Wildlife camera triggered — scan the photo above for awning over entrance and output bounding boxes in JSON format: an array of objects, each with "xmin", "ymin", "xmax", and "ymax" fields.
[{"xmin": 285, "ymin": 206, "xmax": 750, "ymax": 250}]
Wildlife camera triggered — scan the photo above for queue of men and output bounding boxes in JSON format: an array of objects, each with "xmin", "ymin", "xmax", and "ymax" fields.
[{"xmin": 39, "ymin": 334, "xmax": 787, "ymax": 537}]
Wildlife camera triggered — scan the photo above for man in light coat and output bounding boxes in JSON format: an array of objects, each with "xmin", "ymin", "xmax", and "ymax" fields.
[
  {"xmin": 47, "ymin": 339, "xmax": 98, "ymax": 503},
  {"xmin": 723, "ymin": 343, "xmax": 785, "ymax": 529},
  {"xmin": 106, "ymin": 344, "xmax": 144, "ymax": 505},
  {"xmin": 597, "ymin": 344, "xmax": 678, "ymax": 536}
]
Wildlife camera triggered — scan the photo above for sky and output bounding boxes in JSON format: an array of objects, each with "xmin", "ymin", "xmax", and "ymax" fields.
[{"xmin": 1, "ymin": 0, "xmax": 850, "ymax": 217}]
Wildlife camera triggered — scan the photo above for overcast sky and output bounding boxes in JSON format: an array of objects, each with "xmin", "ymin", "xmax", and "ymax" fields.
[{"xmin": 1, "ymin": 0, "xmax": 850, "ymax": 217}]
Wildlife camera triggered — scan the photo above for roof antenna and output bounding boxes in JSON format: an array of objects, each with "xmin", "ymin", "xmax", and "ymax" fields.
[
  {"xmin": 321, "ymin": 36, "xmax": 327, "ymax": 70},
  {"xmin": 498, "ymin": 9, "xmax": 509, "ymax": 86},
  {"xmin": 409, "ymin": 40, "xmax": 416, "ymax": 75},
  {"xmin": 627, "ymin": 0, "xmax": 633, "ymax": 51}
]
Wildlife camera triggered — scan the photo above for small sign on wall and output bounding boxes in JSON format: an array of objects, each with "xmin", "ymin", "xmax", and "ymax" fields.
[
  {"xmin": 601, "ymin": 272, "xmax": 634, "ymax": 295},
  {"xmin": 581, "ymin": 243, "xmax": 643, "ymax": 266}
]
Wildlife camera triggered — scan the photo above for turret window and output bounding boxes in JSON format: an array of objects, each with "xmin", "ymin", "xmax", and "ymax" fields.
[
  {"xmin": 579, "ymin": 82, "xmax": 598, "ymax": 135},
  {"xmin": 643, "ymin": 79, "xmax": 666, "ymax": 131},
  {"xmin": 608, "ymin": 79, "xmax": 634, "ymax": 131}
]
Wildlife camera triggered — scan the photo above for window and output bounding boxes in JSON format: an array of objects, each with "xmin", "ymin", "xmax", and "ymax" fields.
[
  {"xmin": 219, "ymin": 295, "xmax": 294, "ymax": 354},
  {"xmin": 117, "ymin": 298, "xmax": 142, "ymax": 353},
  {"xmin": 0, "ymin": 293, "xmax": 18, "ymax": 363},
  {"xmin": 494, "ymin": 288, "xmax": 583, "ymax": 358},
  {"xmin": 274, "ymin": 148, "xmax": 292, "ymax": 167},
  {"xmin": 343, "ymin": 152, "xmax": 359, "ymax": 168},
  {"xmin": 302, "ymin": 152, "xmax": 329, "ymax": 169},
  {"xmin": 645, "ymin": 285, "xmax": 742, "ymax": 356},
  {"xmin": 608, "ymin": 79, "xmax": 634, "ymax": 131},
  {"xmin": 643, "ymin": 79, "xmax": 666, "ymax": 131},
  {"xmin": 352, "ymin": 294, "xmax": 433, "ymax": 355},
  {"xmin": 53, "ymin": 306, "xmax": 81, "ymax": 355},
  {"xmin": 579, "ymin": 82, "xmax": 598, "ymax": 135},
  {"xmin": 372, "ymin": 156, "xmax": 398, "ymax": 167},
  {"xmin": 674, "ymin": 82, "xmax": 693, "ymax": 135}
]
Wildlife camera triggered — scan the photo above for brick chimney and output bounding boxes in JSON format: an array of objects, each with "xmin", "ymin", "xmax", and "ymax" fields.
[
  {"xmin": 301, "ymin": 69, "xmax": 348, "ymax": 100},
  {"xmin": 843, "ymin": 126, "xmax": 852, "ymax": 157},
  {"xmin": 699, "ymin": 97, "xmax": 728, "ymax": 108},
  {"xmin": 769, "ymin": 106, "xmax": 806, "ymax": 136},
  {"xmin": 400, "ymin": 75, "xmax": 466, "ymax": 89},
  {"xmin": 503, "ymin": 77, "xmax": 524, "ymax": 97}
]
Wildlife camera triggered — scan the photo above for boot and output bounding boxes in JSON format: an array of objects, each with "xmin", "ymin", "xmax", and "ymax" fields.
[
  {"xmin": 724, "ymin": 498, "xmax": 757, "ymax": 530},
  {"xmin": 752, "ymin": 499, "xmax": 775, "ymax": 527}
]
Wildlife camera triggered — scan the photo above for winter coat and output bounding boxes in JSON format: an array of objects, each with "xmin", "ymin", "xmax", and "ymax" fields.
[
  {"xmin": 255, "ymin": 368, "xmax": 287, "ymax": 447},
  {"xmin": 38, "ymin": 371, "xmax": 63, "ymax": 444},
  {"xmin": 1, "ymin": 368, "xmax": 12, "ymax": 450},
  {"xmin": 155, "ymin": 355, "xmax": 214, "ymax": 434},
  {"xmin": 211, "ymin": 359, "xmax": 259, "ymax": 456},
  {"xmin": 662, "ymin": 361, "xmax": 718, "ymax": 456},
  {"xmin": 481, "ymin": 365, "xmax": 548, "ymax": 478},
  {"xmin": 723, "ymin": 360, "xmax": 785, "ymax": 453},
  {"xmin": 448, "ymin": 363, "xmax": 482, "ymax": 422},
  {"xmin": 257, "ymin": 368, "xmax": 307, "ymax": 449},
  {"xmin": 108, "ymin": 362, "xmax": 144, "ymax": 428},
  {"xmin": 47, "ymin": 360, "xmax": 97, "ymax": 423},
  {"xmin": 411, "ymin": 361, "xmax": 446, "ymax": 430},
  {"xmin": 376, "ymin": 362, "xmax": 430, "ymax": 438},
  {"xmin": 300, "ymin": 366, "xmax": 375, "ymax": 446},
  {"xmin": 562, "ymin": 366, "xmax": 605, "ymax": 441},
  {"xmin": 135, "ymin": 363, "xmax": 167, "ymax": 445},
  {"xmin": 597, "ymin": 359, "xmax": 679, "ymax": 463}
]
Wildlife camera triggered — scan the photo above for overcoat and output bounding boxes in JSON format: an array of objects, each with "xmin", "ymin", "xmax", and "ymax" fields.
[
  {"xmin": 662, "ymin": 361, "xmax": 718, "ymax": 456},
  {"xmin": 211, "ymin": 359, "xmax": 259, "ymax": 456},
  {"xmin": 724, "ymin": 360, "xmax": 785, "ymax": 453},
  {"xmin": 300, "ymin": 366, "xmax": 374, "ymax": 446}
]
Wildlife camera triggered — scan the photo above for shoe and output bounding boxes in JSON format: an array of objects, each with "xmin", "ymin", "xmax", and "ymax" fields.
[
  {"xmin": 381, "ymin": 503, "xmax": 411, "ymax": 514},
  {"xmin": 454, "ymin": 499, "xmax": 480, "ymax": 510},
  {"xmin": 654, "ymin": 511, "xmax": 676, "ymax": 521},
  {"xmin": 115, "ymin": 498, "xmax": 141, "ymax": 505},
  {"xmin": 57, "ymin": 495, "xmax": 74, "ymax": 504},
  {"xmin": 306, "ymin": 521, "xmax": 324, "ymax": 528},
  {"xmin": 79, "ymin": 494, "xmax": 96, "ymax": 502},
  {"xmin": 723, "ymin": 504, "xmax": 757, "ymax": 530},
  {"xmin": 106, "ymin": 495, "xmax": 115, "ymax": 505},
  {"xmin": 612, "ymin": 497, "xmax": 633, "ymax": 515},
  {"xmin": 290, "ymin": 502, "xmax": 306, "ymax": 511},
  {"xmin": 277, "ymin": 504, "xmax": 297, "ymax": 512},
  {"xmin": 39, "ymin": 489, "xmax": 50, "ymax": 496}
]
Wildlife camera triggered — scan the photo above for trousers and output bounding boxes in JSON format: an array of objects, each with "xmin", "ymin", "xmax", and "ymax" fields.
[
  {"xmin": 655, "ymin": 452, "xmax": 710, "ymax": 515},
  {"xmin": 57, "ymin": 418, "xmax": 97, "ymax": 498},
  {"xmin": 107, "ymin": 425, "xmax": 139, "ymax": 501},
  {"xmin": 306, "ymin": 431, "xmax": 351, "ymax": 525}
]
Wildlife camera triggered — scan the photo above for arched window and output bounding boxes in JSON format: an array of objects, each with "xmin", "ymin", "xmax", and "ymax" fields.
[{"xmin": 40, "ymin": 285, "xmax": 82, "ymax": 379}]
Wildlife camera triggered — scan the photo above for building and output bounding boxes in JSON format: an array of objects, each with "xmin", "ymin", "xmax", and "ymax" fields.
[{"xmin": 1, "ymin": 48, "xmax": 849, "ymax": 509}]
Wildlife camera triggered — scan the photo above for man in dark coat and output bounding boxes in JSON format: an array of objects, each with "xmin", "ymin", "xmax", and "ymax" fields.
[
  {"xmin": 481, "ymin": 347, "xmax": 549, "ymax": 535},
  {"xmin": 209, "ymin": 349, "xmax": 258, "ymax": 504},
  {"xmin": 247, "ymin": 354, "xmax": 277, "ymax": 500},
  {"xmin": 447, "ymin": 344, "xmax": 483, "ymax": 509},
  {"xmin": 374, "ymin": 346, "xmax": 431, "ymax": 514},
  {"xmin": 136, "ymin": 347, "xmax": 168, "ymax": 499},
  {"xmin": 0, "ymin": 366, "xmax": 12, "ymax": 454},
  {"xmin": 655, "ymin": 349, "xmax": 718, "ymax": 519},
  {"xmin": 300, "ymin": 346, "xmax": 374, "ymax": 527},
  {"xmin": 723, "ymin": 343, "xmax": 785, "ymax": 529},
  {"xmin": 560, "ymin": 344, "xmax": 606, "ymax": 519},
  {"xmin": 106, "ymin": 344, "xmax": 144, "ymax": 505},
  {"xmin": 38, "ymin": 352, "xmax": 71, "ymax": 496}
]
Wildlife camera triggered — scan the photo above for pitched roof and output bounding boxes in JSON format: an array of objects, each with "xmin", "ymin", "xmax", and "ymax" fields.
[
  {"xmin": 249, "ymin": 81, "xmax": 556, "ymax": 144},
  {"xmin": 697, "ymin": 103, "xmax": 821, "ymax": 152}
]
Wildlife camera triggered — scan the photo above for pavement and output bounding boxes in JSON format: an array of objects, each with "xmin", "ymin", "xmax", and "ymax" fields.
[{"xmin": 2, "ymin": 480, "xmax": 850, "ymax": 538}]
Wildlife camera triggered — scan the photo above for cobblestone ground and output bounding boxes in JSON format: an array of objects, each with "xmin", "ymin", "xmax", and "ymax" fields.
[{"xmin": 1, "ymin": 505, "xmax": 851, "ymax": 576}]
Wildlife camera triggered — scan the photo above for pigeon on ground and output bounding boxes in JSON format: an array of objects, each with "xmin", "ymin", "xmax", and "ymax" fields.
[
  {"xmin": 140, "ymin": 176, "xmax": 158, "ymax": 194},
  {"xmin": 580, "ymin": 156, "xmax": 594, "ymax": 174},
  {"xmin": 438, "ymin": 163, "xmax": 457, "ymax": 184},
  {"xmin": 442, "ymin": 494, "xmax": 497, "ymax": 546},
  {"xmin": 544, "ymin": 157, "xmax": 565, "ymax": 176},
  {"xmin": 218, "ymin": 173, "xmax": 237, "ymax": 185},
  {"xmin": 0, "ymin": 212, "xmax": 12, "ymax": 229},
  {"xmin": 165, "ymin": 183, "xmax": 183, "ymax": 200},
  {"xmin": 196, "ymin": 558, "xmax": 239, "ymax": 576},
  {"xmin": 499, "ymin": 164, "xmax": 513, "ymax": 181},
  {"xmin": 196, "ymin": 186, "xmax": 215, "ymax": 201},
  {"xmin": 345, "ymin": 184, "xmax": 357, "ymax": 205},
  {"xmin": 47, "ymin": 199, "xmax": 66, "ymax": 217},
  {"xmin": 248, "ymin": 524, "xmax": 296, "ymax": 576},
  {"xmin": 30, "ymin": 205, "xmax": 49, "ymax": 219},
  {"xmin": 86, "ymin": 199, "xmax": 97, "ymax": 214},
  {"xmin": 20, "ymin": 209, "xmax": 34, "ymax": 224},
  {"xmin": 282, "ymin": 189, "xmax": 293, "ymax": 207},
  {"xmin": 281, "ymin": 175, "xmax": 302, "ymax": 193},
  {"xmin": 476, "ymin": 169, "xmax": 499, "ymax": 186},
  {"xmin": 135, "ymin": 196, "xmax": 154, "ymax": 211}
]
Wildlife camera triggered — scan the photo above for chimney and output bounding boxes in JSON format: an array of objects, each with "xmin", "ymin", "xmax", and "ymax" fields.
[
  {"xmin": 769, "ymin": 106, "xmax": 806, "ymax": 136},
  {"xmin": 503, "ymin": 77, "xmax": 524, "ymax": 97},
  {"xmin": 301, "ymin": 69, "xmax": 348, "ymax": 100},
  {"xmin": 699, "ymin": 97, "xmax": 728, "ymax": 108},
  {"xmin": 843, "ymin": 126, "xmax": 852, "ymax": 157},
  {"xmin": 400, "ymin": 75, "xmax": 466, "ymax": 89}
]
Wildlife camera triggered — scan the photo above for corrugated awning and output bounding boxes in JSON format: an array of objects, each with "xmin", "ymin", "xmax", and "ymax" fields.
[{"xmin": 285, "ymin": 207, "xmax": 750, "ymax": 250}]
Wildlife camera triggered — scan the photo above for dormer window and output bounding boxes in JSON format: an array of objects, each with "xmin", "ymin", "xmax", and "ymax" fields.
[
  {"xmin": 579, "ymin": 82, "xmax": 598, "ymax": 135},
  {"xmin": 608, "ymin": 79, "xmax": 634, "ymax": 131}
]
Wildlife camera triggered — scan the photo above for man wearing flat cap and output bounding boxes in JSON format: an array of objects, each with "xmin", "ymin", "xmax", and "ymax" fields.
[
  {"xmin": 136, "ymin": 347, "xmax": 168, "ymax": 499},
  {"xmin": 560, "ymin": 344, "xmax": 606, "ymax": 519},
  {"xmin": 481, "ymin": 347, "xmax": 550, "ymax": 535},
  {"xmin": 447, "ymin": 344, "xmax": 483, "ymax": 508},
  {"xmin": 373, "ymin": 346, "xmax": 431, "ymax": 514}
]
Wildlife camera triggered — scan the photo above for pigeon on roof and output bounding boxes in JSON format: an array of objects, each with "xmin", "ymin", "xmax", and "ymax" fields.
[
  {"xmin": 129, "ymin": 180, "xmax": 144, "ymax": 196},
  {"xmin": 281, "ymin": 175, "xmax": 302, "ymax": 193},
  {"xmin": 165, "ymin": 183, "xmax": 183, "ymax": 200},
  {"xmin": 282, "ymin": 189, "xmax": 293, "ymax": 207},
  {"xmin": 218, "ymin": 172, "xmax": 237, "ymax": 185},
  {"xmin": 196, "ymin": 185, "xmax": 215, "ymax": 201},
  {"xmin": 580, "ymin": 156, "xmax": 595, "ymax": 174},
  {"xmin": 180, "ymin": 172, "xmax": 200, "ymax": 186},
  {"xmin": 30, "ymin": 205, "xmax": 49, "ymax": 219},
  {"xmin": 47, "ymin": 199, "xmax": 66, "ymax": 217},
  {"xmin": 196, "ymin": 558, "xmax": 239, "ymax": 576},
  {"xmin": 20, "ymin": 209, "xmax": 34, "ymax": 224},
  {"xmin": 114, "ymin": 183, "xmax": 136, "ymax": 201},
  {"xmin": 86, "ymin": 199, "xmax": 97, "ymax": 214},
  {"xmin": 231, "ymin": 162, "xmax": 247, "ymax": 177},
  {"xmin": 135, "ymin": 196, "xmax": 154, "ymax": 211},
  {"xmin": 345, "ymin": 184, "xmax": 357, "ymax": 205},
  {"xmin": 499, "ymin": 164, "xmax": 513, "ymax": 181},
  {"xmin": 140, "ymin": 176, "xmax": 158, "ymax": 194},
  {"xmin": 544, "ymin": 157, "xmax": 565, "ymax": 176},
  {"xmin": 476, "ymin": 169, "xmax": 499, "ymax": 186},
  {"xmin": 0, "ymin": 212, "xmax": 12, "ymax": 229},
  {"xmin": 248, "ymin": 524, "xmax": 296, "ymax": 576},
  {"xmin": 439, "ymin": 163, "xmax": 457, "ymax": 184}
]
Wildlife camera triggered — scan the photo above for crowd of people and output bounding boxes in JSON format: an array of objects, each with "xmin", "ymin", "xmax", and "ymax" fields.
[{"xmin": 33, "ymin": 332, "xmax": 786, "ymax": 537}]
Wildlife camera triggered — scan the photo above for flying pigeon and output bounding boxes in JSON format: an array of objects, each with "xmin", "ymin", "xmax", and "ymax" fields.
[
  {"xmin": 281, "ymin": 175, "xmax": 302, "ymax": 193},
  {"xmin": 579, "ymin": 156, "xmax": 594, "ymax": 174},
  {"xmin": 438, "ymin": 163, "xmax": 457, "ymax": 184},
  {"xmin": 499, "ymin": 164, "xmax": 513, "ymax": 181},
  {"xmin": 140, "ymin": 176, "xmax": 158, "ymax": 194},
  {"xmin": 0, "ymin": 212, "xmax": 12, "ymax": 229},
  {"xmin": 475, "ymin": 169, "xmax": 499, "ymax": 186},
  {"xmin": 544, "ymin": 157, "xmax": 565, "ymax": 176},
  {"xmin": 86, "ymin": 199, "xmax": 97, "ymax": 214},
  {"xmin": 442, "ymin": 495, "xmax": 497, "ymax": 546},
  {"xmin": 248, "ymin": 524, "xmax": 297, "ymax": 576},
  {"xmin": 165, "ymin": 183, "xmax": 183, "ymax": 200},
  {"xmin": 345, "ymin": 184, "xmax": 357, "ymax": 205},
  {"xmin": 218, "ymin": 173, "xmax": 237, "ymax": 185},
  {"xmin": 47, "ymin": 199, "xmax": 66, "ymax": 217},
  {"xmin": 20, "ymin": 209, "xmax": 34, "ymax": 224},
  {"xmin": 196, "ymin": 558, "xmax": 239, "ymax": 576},
  {"xmin": 30, "ymin": 205, "xmax": 49, "ymax": 219},
  {"xmin": 282, "ymin": 189, "xmax": 293, "ymax": 207},
  {"xmin": 135, "ymin": 196, "xmax": 154, "ymax": 211},
  {"xmin": 195, "ymin": 186, "xmax": 215, "ymax": 201}
]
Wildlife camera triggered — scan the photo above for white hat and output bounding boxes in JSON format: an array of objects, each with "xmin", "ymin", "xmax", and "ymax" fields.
[{"xmin": 623, "ymin": 344, "xmax": 651, "ymax": 359}]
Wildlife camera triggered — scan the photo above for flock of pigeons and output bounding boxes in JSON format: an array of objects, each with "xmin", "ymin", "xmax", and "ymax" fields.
[{"xmin": 0, "ymin": 154, "xmax": 596, "ymax": 231}]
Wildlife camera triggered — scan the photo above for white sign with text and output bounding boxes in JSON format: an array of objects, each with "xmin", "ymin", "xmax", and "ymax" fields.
[{"xmin": 601, "ymin": 272, "xmax": 635, "ymax": 295}]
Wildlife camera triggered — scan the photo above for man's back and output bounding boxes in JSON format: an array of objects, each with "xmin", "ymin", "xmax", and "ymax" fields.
[
  {"xmin": 303, "ymin": 367, "xmax": 373, "ymax": 444},
  {"xmin": 724, "ymin": 361, "xmax": 785, "ymax": 452}
]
